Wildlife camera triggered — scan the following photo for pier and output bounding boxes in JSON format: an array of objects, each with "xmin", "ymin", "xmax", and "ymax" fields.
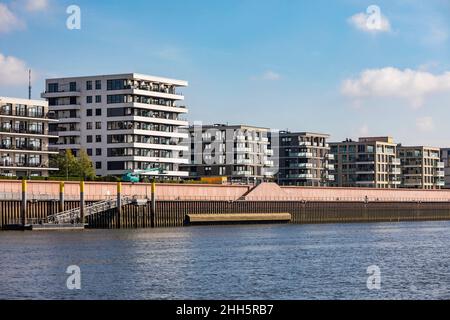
[{"xmin": 2, "ymin": 180, "xmax": 450, "ymax": 230}]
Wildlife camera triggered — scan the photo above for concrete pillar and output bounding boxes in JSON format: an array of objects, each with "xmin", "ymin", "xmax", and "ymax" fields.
[
  {"xmin": 117, "ymin": 182, "xmax": 122, "ymax": 229},
  {"xmin": 59, "ymin": 181, "xmax": 65, "ymax": 212},
  {"xmin": 150, "ymin": 178, "xmax": 156, "ymax": 228},
  {"xmin": 21, "ymin": 179, "xmax": 27, "ymax": 226},
  {"xmin": 80, "ymin": 181, "xmax": 85, "ymax": 224}
]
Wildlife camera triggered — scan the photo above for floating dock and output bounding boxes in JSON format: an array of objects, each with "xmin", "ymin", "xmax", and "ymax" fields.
[{"xmin": 185, "ymin": 213, "xmax": 292, "ymax": 225}]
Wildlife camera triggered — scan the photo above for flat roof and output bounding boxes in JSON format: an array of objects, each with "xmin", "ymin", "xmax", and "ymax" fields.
[
  {"xmin": 0, "ymin": 96, "xmax": 48, "ymax": 106},
  {"xmin": 189, "ymin": 124, "xmax": 270, "ymax": 131},
  {"xmin": 45, "ymin": 73, "xmax": 188, "ymax": 87},
  {"xmin": 279, "ymin": 131, "xmax": 330, "ymax": 138}
]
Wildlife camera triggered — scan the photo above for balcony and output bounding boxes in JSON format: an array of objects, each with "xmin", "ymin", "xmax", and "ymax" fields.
[
  {"xmin": 235, "ymin": 159, "xmax": 252, "ymax": 165},
  {"xmin": 390, "ymin": 168, "xmax": 402, "ymax": 175},
  {"xmin": 41, "ymin": 90, "xmax": 81, "ymax": 98},
  {"xmin": 326, "ymin": 154, "xmax": 334, "ymax": 160},
  {"xmin": 437, "ymin": 162, "xmax": 445, "ymax": 169},
  {"xmin": 232, "ymin": 171, "xmax": 252, "ymax": 176},
  {"xmin": 236, "ymin": 147, "xmax": 252, "ymax": 153},
  {"xmin": 266, "ymin": 149, "xmax": 274, "ymax": 156},
  {"xmin": 392, "ymin": 159, "xmax": 401, "ymax": 165},
  {"xmin": 264, "ymin": 160, "xmax": 274, "ymax": 167},
  {"xmin": 287, "ymin": 174, "xmax": 314, "ymax": 179},
  {"xmin": 299, "ymin": 141, "xmax": 312, "ymax": 146},
  {"xmin": 289, "ymin": 163, "xmax": 313, "ymax": 169},
  {"xmin": 436, "ymin": 171, "xmax": 445, "ymax": 177},
  {"xmin": 327, "ymin": 175, "xmax": 335, "ymax": 181},
  {"xmin": 289, "ymin": 152, "xmax": 313, "ymax": 158}
]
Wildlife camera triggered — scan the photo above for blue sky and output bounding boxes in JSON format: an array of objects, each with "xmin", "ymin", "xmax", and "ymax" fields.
[{"xmin": 1, "ymin": 0, "xmax": 450, "ymax": 145}]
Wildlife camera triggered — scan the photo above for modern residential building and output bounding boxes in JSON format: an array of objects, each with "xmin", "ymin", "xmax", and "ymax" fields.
[
  {"xmin": 42, "ymin": 73, "xmax": 189, "ymax": 178},
  {"xmin": 181, "ymin": 124, "xmax": 273, "ymax": 183},
  {"xmin": 398, "ymin": 146, "xmax": 444, "ymax": 189},
  {"xmin": 330, "ymin": 137, "xmax": 401, "ymax": 188},
  {"xmin": 277, "ymin": 131, "xmax": 334, "ymax": 186},
  {"xmin": 0, "ymin": 97, "xmax": 59, "ymax": 177},
  {"xmin": 441, "ymin": 148, "xmax": 450, "ymax": 188}
]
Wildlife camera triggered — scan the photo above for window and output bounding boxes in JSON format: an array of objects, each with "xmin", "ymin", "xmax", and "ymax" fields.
[
  {"xmin": 107, "ymin": 95, "xmax": 125, "ymax": 104},
  {"xmin": 107, "ymin": 108, "xmax": 126, "ymax": 117},
  {"xmin": 87, "ymin": 135, "xmax": 93, "ymax": 143},
  {"xmin": 96, "ymin": 162, "xmax": 102, "ymax": 169},
  {"xmin": 95, "ymin": 80, "xmax": 101, "ymax": 90},
  {"xmin": 95, "ymin": 109, "xmax": 102, "ymax": 116},
  {"xmin": 96, "ymin": 135, "xmax": 102, "ymax": 143},
  {"xmin": 107, "ymin": 79, "xmax": 126, "ymax": 91},
  {"xmin": 86, "ymin": 122, "xmax": 92, "ymax": 130},
  {"xmin": 86, "ymin": 96, "xmax": 93, "ymax": 104},
  {"xmin": 108, "ymin": 161, "xmax": 125, "ymax": 170},
  {"xmin": 69, "ymin": 82, "xmax": 77, "ymax": 92},
  {"xmin": 95, "ymin": 95, "xmax": 102, "ymax": 103},
  {"xmin": 96, "ymin": 148, "xmax": 102, "ymax": 156},
  {"xmin": 87, "ymin": 149, "xmax": 92, "ymax": 156},
  {"xmin": 86, "ymin": 81, "xmax": 92, "ymax": 90},
  {"xmin": 95, "ymin": 122, "xmax": 101, "ymax": 130},
  {"xmin": 86, "ymin": 109, "xmax": 92, "ymax": 116},
  {"xmin": 70, "ymin": 97, "xmax": 77, "ymax": 105},
  {"xmin": 48, "ymin": 83, "xmax": 58, "ymax": 93}
]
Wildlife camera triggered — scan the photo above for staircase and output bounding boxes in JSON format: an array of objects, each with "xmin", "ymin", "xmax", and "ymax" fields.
[{"xmin": 47, "ymin": 196, "xmax": 135, "ymax": 224}]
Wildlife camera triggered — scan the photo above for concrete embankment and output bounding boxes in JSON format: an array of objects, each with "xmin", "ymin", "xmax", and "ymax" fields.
[{"xmin": 2, "ymin": 181, "xmax": 450, "ymax": 229}]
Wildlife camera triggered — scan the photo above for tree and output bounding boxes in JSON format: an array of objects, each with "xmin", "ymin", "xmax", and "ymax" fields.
[
  {"xmin": 49, "ymin": 149, "xmax": 96, "ymax": 180},
  {"xmin": 77, "ymin": 149, "xmax": 96, "ymax": 181}
]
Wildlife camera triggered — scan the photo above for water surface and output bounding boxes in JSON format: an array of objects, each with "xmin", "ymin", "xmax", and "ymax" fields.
[{"xmin": 1, "ymin": 221, "xmax": 449, "ymax": 299}]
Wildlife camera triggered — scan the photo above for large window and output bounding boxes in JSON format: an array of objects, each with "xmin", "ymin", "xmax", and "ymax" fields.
[
  {"xmin": 48, "ymin": 83, "xmax": 59, "ymax": 93},
  {"xmin": 107, "ymin": 95, "xmax": 126, "ymax": 104},
  {"xmin": 95, "ymin": 80, "xmax": 102, "ymax": 90},
  {"xmin": 107, "ymin": 161, "xmax": 125, "ymax": 170},
  {"xmin": 69, "ymin": 82, "xmax": 77, "ymax": 92},
  {"xmin": 107, "ymin": 79, "xmax": 126, "ymax": 91}
]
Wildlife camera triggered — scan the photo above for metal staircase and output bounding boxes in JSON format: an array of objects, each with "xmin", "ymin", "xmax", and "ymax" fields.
[{"xmin": 47, "ymin": 196, "xmax": 135, "ymax": 224}]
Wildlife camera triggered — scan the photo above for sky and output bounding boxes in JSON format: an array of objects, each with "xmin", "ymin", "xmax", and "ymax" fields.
[{"xmin": 1, "ymin": 0, "xmax": 450, "ymax": 146}]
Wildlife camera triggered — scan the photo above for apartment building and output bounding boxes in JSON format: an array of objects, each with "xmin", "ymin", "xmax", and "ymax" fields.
[
  {"xmin": 441, "ymin": 148, "xmax": 450, "ymax": 188},
  {"xmin": 42, "ymin": 73, "xmax": 189, "ymax": 178},
  {"xmin": 330, "ymin": 137, "xmax": 401, "ymax": 188},
  {"xmin": 277, "ymin": 131, "xmax": 334, "ymax": 186},
  {"xmin": 398, "ymin": 146, "xmax": 444, "ymax": 189},
  {"xmin": 0, "ymin": 97, "xmax": 59, "ymax": 177},
  {"xmin": 181, "ymin": 124, "xmax": 274, "ymax": 183}
]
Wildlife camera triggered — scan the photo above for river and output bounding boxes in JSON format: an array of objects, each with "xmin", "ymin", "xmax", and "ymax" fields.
[{"xmin": 1, "ymin": 221, "xmax": 449, "ymax": 300}]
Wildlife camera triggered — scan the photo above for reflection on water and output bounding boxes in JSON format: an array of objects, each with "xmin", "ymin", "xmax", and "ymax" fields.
[{"xmin": 1, "ymin": 221, "xmax": 450, "ymax": 300}]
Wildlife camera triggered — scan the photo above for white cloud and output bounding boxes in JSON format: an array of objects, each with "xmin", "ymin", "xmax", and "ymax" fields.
[
  {"xmin": 25, "ymin": 0, "xmax": 49, "ymax": 12},
  {"xmin": 0, "ymin": 53, "xmax": 32, "ymax": 86},
  {"xmin": 416, "ymin": 117, "xmax": 434, "ymax": 132},
  {"xmin": 348, "ymin": 11, "xmax": 391, "ymax": 33},
  {"xmin": 0, "ymin": 3, "xmax": 24, "ymax": 34},
  {"xmin": 262, "ymin": 71, "xmax": 281, "ymax": 81},
  {"xmin": 358, "ymin": 124, "xmax": 370, "ymax": 136},
  {"xmin": 341, "ymin": 67, "xmax": 450, "ymax": 108}
]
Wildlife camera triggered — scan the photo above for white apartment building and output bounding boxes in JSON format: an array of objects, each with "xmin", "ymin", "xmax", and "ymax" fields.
[
  {"xmin": 0, "ymin": 97, "xmax": 59, "ymax": 177},
  {"xmin": 42, "ymin": 73, "xmax": 189, "ymax": 178}
]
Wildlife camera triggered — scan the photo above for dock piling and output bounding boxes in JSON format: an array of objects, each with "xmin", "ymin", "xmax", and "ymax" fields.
[
  {"xmin": 151, "ymin": 178, "xmax": 156, "ymax": 228},
  {"xmin": 117, "ymin": 182, "xmax": 122, "ymax": 229},
  {"xmin": 59, "ymin": 181, "xmax": 65, "ymax": 212},
  {"xmin": 21, "ymin": 179, "xmax": 27, "ymax": 227},
  {"xmin": 80, "ymin": 181, "xmax": 85, "ymax": 224}
]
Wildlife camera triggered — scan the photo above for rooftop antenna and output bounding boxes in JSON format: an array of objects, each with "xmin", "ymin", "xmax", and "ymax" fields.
[{"xmin": 28, "ymin": 69, "xmax": 32, "ymax": 100}]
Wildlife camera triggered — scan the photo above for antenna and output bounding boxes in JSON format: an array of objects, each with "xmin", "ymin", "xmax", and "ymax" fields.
[{"xmin": 28, "ymin": 69, "xmax": 32, "ymax": 99}]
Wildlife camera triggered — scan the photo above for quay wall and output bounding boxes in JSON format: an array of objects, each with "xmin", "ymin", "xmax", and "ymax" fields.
[
  {"xmin": 2, "ymin": 180, "xmax": 450, "ymax": 202},
  {"xmin": 2, "ymin": 200, "xmax": 450, "ymax": 229}
]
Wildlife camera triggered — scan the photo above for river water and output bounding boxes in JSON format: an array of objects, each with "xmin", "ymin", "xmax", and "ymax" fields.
[{"xmin": 1, "ymin": 221, "xmax": 449, "ymax": 300}]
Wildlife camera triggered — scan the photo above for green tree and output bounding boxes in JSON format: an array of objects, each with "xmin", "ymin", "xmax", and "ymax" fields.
[{"xmin": 77, "ymin": 149, "xmax": 96, "ymax": 181}]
